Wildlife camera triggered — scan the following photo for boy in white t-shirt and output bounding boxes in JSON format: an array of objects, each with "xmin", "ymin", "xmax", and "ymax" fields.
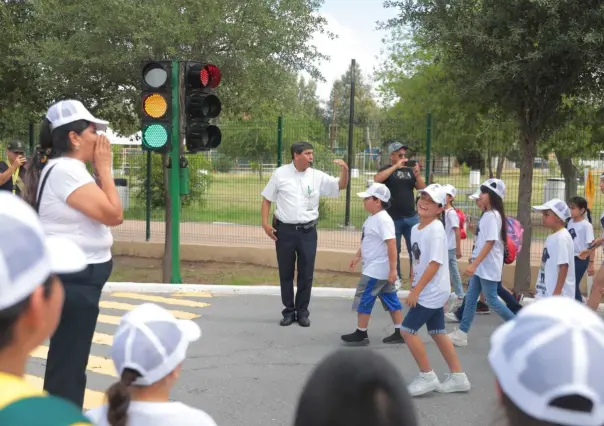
[
  {"xmin": 532, "ymin": 199, "xmax": 575, "ymax": 299},
  {"xmin": 402, "ymin": 184, "xmax": 470, "ymax": 397},
  {"xmin": 343, "ymin": 182, "xmax": 404, "ymax": 345},
  {"xmin": 85, "ymin": 303, "xmax": 217, "ymax": 426}
]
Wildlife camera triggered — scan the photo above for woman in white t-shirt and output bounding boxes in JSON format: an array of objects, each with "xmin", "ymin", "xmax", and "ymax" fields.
[
  {"xmin": 567, "ymin": 196, "xmax": 595, "ymax": 301},
  {"xmin": 448, "ymin": 179, "xmax": 515, "ymax": 347},
  {"xmin": 86, "ymin": 303, "xmax": 217, "ymax": 426},
  {"xmin": 23, "ymin": 100, "xmax": 123, "ymax": 409}
]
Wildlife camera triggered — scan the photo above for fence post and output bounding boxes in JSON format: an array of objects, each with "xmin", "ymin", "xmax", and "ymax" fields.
[
  {"xmin": 169, "ymin": 60, "xmax": 182, "ymax": 284},
  {"xmin": 344, "ymin": 59, "xmax": 356, "ymax": 228},
  {"xmin": 425, "ymin": 112, "xmax": 432, "ymax": 183},
  {"xmin": 277, "ymin": 116, "xmax": 283, "ymax": 167},
  {"xmin": 145, "ymin": 150, "xmax": 151, "ymax": 241}
]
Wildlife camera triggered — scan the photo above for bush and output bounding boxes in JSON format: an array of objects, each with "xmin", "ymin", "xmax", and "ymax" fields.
[
  {"xmin": 133, "ymin": 153, "xmax": 212, "ymax": 210},
  {"xmin": 213, "ymin": 153, "xmax": 234, "ymax": 173}
]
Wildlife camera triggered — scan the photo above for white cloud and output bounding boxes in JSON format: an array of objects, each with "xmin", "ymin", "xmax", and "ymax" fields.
[{"xmin": 301, "ymin": 12, "xmax": 384, "ymax": 103}]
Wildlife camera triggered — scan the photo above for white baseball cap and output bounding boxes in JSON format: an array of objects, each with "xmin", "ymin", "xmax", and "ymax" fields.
[
  {"xmin": 420, "ymin": 183, "xmax": 446, "ymax": 206},
  {"xmin": 46, "ymin": 100, "xmax": 109, "ymax": 132},
  {"xmin": 533, "ymin": 198, "xmax": 570, "ymax": 222},
  {"xmin": 489, "ymin": 297, "xmax": 604, "ymax": 426},
  {"xmin": 111, "ymin": 303, "xmax": 202, "ymax": 386},
  {"xmin": 469, "ymin": 178, "xmax": 506, "ymax": 200},
  {"xmin": 357, "ymin": 182, "xmax": 391, "ymax": 203},
  {"xmin": 443, "ymin": 184, "xmax": 457, "ymax": 198},
  {"xmin": 0, "ymin": 192, "xmax": 88, "ymax": 311}
]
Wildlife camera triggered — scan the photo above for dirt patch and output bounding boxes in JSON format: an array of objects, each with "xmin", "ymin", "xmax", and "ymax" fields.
[{"xmin": 111, "ymin": 255, "xmax": 364, "ymax": 288}]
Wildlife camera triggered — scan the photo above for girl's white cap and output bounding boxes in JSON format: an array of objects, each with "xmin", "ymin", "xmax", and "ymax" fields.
[
  {"xmin": 443, "ymin": 184, "xmax": 456, "ymax": 197},
  {"xmin": 111, "ymin": 303, "xmax": 201, "ymax": 386}
]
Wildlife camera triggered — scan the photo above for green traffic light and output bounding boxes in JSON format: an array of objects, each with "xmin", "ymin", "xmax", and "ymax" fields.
[{"xmin": 142, "ymin": 124, "xmax": 168, "ymax": 149}]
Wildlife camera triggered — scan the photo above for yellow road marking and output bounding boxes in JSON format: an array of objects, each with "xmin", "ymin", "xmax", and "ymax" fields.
[
  {"xmin": 31, "ymin": 346, "xmax": 117, "ymax": 378},
  {"xmin": 92, "ymin": 331, "xmax": 113, "ymax": 346},
  {"xmin": 24, "ymin": 375, "xmax": 106, "ymax": 410},
  {"xmin": 110, "ymin": 292, "xmax": 211, "ymax": 308},
  {"xmin": 171, "ymin": 292, "xmax": 213, "ymax": 298},
  {"xmin": 98, "ymin": 314, "xmax": 120, "ymax": 325},
  {"xmin": 99, "ymin": 301, "xmax": 200, "ymax": 320}
]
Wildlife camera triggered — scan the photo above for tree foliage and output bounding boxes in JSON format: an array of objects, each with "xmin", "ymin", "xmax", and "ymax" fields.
[{"xmin": 384, "ymin": 0, "xmax": 604, "ymax": 292}]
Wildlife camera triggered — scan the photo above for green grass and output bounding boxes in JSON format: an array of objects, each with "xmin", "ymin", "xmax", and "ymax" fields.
[{"xmin": 122, "ymin": 168, "xmax": 604, "ymax": 241}]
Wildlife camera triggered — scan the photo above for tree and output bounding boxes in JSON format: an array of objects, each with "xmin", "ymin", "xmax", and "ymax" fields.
[{"xmin": 384, "ymin": 0, "xmax": 604, "ymax": 293}]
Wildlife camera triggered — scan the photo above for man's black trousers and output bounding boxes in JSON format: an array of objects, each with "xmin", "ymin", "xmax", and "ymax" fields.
[
  {"xmin": 43, "ymin": 259, "xmax": 113, "ymax": 409},
  {"xmin": 275, "ymin": 222, "xmax": 318, "ymax": 319}
]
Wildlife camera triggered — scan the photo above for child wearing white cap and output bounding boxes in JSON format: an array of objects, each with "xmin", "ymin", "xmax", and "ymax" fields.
[
  {"xmin": 442, "ymin": 184, "xmax": 464, "ymax": 304},
  {"xmin": 401, "ymin": 184, "xmax": 470, "ymax": 397},
  {"xmin": 85, "ymin": 303, "xmax": 217, "ymax": 426},
  {"xmin": 0, "ymin": 192, "xmax": 93, "ymax": 425},
  {"xmin": 343, "ymin": 182, "xmax": 405, "ymax": 345},
  {"xmin": 532, "ymin": 199, "xmax": 576, "ymax": 299},
  {"xmin": 489, "ymin": 297, "xmax": 604, "ymax": 425}
]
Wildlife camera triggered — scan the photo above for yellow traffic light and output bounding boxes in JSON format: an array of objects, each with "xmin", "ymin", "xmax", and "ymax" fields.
[{"xmin": 143, "ymin": 93, "xmax": 168, "ymax": 119}]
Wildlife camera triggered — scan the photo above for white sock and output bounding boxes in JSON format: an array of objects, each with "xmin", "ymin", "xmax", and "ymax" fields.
[
  {"xmin": 394, "ymin": 324, "xmax": 401, "ymax": 329},
  {"xmin": 357, "ymin": 327, "xmax": 368, "ymax": 332}
]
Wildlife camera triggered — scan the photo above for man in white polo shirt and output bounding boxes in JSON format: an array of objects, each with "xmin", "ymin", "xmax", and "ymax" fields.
[{"xmin": 261, "ymin": 141, "xmax": 349, "ymax": 327}]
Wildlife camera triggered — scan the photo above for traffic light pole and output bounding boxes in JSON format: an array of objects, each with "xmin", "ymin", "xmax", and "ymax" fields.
[{"xmin": 170, "ymin": 60, "xmax": 182, "ymax": 283}]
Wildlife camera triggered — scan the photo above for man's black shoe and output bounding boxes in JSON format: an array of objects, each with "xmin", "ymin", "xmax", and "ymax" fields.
[
  {"xmin": 280, "ymin": 316, "xmax": 295, "ymax": 326},
  {"xmin": 298, "ymin": 317, "xmax": 310, "ymax": 327},
  {"xmin": 383, "ymin": 330, "xmax": 405, "ymax": 344},
  {"xmin": 341, "ymin": 329, "xmax": 369, "ymax": 345}
]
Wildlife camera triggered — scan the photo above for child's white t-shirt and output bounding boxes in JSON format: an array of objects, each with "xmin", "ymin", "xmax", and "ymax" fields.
[
  {"xmin": 360, "ymin": 210, "xmax": 396, "ymax": 279},
  {"xmin": 410, "ymin": 220, "xmax": 450, "ymax": 309},
  {"xmin": 444, "ymin": 208, "xmax": 459, "ymax": 251},
  {"xmin": 86, "ymin": 401, "xmax": 218, "ymax": 426},
  {"xmin": 567, "ymin": 219, "xmax": 595, "ymax": 256},
  {"xmin": 534, "ymin": 228, "xmax": 576, "ymax": 299},
  {"xmin": 471, "ymin": 210, "xmax": 504, "ymax": 282}
]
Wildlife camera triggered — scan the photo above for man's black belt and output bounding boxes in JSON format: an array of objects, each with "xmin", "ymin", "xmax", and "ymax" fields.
[{"xmin": 275, "ymin": 219, "xmax": 318, "ymax": 231}]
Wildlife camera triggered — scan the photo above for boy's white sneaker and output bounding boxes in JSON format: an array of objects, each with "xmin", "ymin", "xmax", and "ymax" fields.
[
  {"xmin": 445, "ymin": 312, "xmax": 460, "ymax": 323},
  {"xmin": 448, "ymin": 329, "xmax": 468, "ymax": 347},
  {"xmin": 407, "ymin": 371, "xmax": 440, "ymax": 397},
  {"xmin": 437, "ymin": 372, "xmax": 471, "ymax": 393}
]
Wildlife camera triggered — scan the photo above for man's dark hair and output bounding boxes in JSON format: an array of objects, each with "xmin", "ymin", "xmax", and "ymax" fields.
[
  {"xmin": 0, "ymin": 275, "xmax": 54, "ymax": 351},
  {"xmin": 294, "ymin": 349, "xmax": 418, "ymax": 426},
  {"xmin": 290, "ymin": 141, "xmax": 314, "ymax": 160}
]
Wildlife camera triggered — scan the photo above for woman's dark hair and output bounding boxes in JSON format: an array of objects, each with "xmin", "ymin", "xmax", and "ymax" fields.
[
  {"xmin": 481, "ymin": 185, "xmax": 507, "ymax": 243},
  {"xmin": 24, "ymin": 118, "xmax": 90, "ymax": 208},
  {"xmin": 0, "ymin": 275, "xmax": 54, "ymax": 351},
  {"xmin": 106, "ymin": 368, "xmax": 141, "ymax": 426},
  {"xmin": 294, "ymin": 349, "xmax": 418, "ymax": 426},
  {"xmin": 499, "ymin": 388, "xmax": 596, "ymax": 425},
  {"xmin": 568, "ymin": 196, "xmax": 592, "ymax": 223}
]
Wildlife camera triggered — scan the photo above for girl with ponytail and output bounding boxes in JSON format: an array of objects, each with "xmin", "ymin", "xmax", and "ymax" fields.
[
  {"xmin": 85, "ymin": 303, "xmax": 217, "ymax": 426},
  {"xmin": 567, "ymin": 196, "xmax": 595, "ymax": 302}
]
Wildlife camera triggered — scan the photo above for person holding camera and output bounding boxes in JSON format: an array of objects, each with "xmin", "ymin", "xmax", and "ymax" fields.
[
  {"xmin": 374, "ymin": 142, "xmax": 426, "ymax": 285},
  {"xmin": 0, "ymin": 140, "xmax": 28, "ymax": 197}
]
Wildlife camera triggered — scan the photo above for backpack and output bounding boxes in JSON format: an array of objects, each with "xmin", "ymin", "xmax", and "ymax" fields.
[
  {"xmin": 455, "ymin": 208, "xmax": 467, "ymax": 240},
  {"xmin": 503, "ymin": 216, "xmax": 524, "ymax": 264}
]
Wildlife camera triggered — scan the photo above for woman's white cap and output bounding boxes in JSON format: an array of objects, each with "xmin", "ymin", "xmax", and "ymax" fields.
[{"xmin": 46, "ymin": 100, "xmax": 109, "ymax": 131}]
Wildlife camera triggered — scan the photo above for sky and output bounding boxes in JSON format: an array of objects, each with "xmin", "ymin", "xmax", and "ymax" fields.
[{"xmin": 302, "ymin": 0, "xmax": 398, "ymax": 102}]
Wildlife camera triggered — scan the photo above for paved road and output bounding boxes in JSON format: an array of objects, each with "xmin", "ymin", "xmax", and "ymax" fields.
[{"xmin": 27, "ymin": 292, "xmax": 504, "ymax": 426}]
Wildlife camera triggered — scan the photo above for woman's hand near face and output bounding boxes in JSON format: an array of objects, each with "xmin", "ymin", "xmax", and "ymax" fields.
[{"xmin": 93, "ymin": 135, "xmax": 112, "ymax": 175}]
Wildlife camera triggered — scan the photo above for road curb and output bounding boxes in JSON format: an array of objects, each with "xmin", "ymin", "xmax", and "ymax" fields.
[{"xmin": 103, "ymin": 282, "xmax": 604, "ymax": 312}]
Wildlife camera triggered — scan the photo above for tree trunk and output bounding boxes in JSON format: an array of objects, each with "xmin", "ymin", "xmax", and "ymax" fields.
[
  {"xmin": 162, "ymin": 153, "xmax": 171, "ymax": 283},
  {"xmin": 487, "ymin": 141, "xmax": 494, "ymax": 178},
  {"xmin": 258, "ymin": 159, "xmax": 264, "ymax": 181},
  {"xmin": 513, "ymin": 133, "xmax": 538, "ymax": 295},
  {"xmin": 555, "ymin": 151, "xmax": 577, "ymax": 201},
  {"xmin": 496, "ymin": 155, "xmax": 505, "ymax": 179}
]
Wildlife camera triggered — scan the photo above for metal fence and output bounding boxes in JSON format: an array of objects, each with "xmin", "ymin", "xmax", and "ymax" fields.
[{"xmin": 3, "ymin": 117, "xmax": 604, "ymax": 263}]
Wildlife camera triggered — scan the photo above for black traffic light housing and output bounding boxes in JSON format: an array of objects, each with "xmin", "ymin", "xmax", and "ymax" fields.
[
  {"xmin": 140, "ymin": 60, "xmax": 173, "ymax": 152},
  {"xmin": 184, "ymin": 61, "xmax": 222, "ymax": 152}
]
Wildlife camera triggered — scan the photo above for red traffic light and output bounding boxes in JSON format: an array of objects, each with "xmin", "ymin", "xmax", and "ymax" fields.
[{"xmin": 187, "ymin": 63, "xmax": 221, "ymax": 89}]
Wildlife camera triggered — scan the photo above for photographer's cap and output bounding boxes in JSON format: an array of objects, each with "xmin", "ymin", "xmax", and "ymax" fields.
[
  {"xmin": 533, "ymin": 198, "xmax": 571, "ymax": 222},
  {"xmin": 0, "ymin": 192, "xmax": 87, "ymax": 311},
  {"xmin": 489, "ymin": 297, "xmax": 604, "ymax": 426},
  {"xmin": 46, "ymin": 100, "xmax": 109, "ymax": 132},
  {"xmin": 387, "ymin": 142, "xmax": 409, "ymax": 154},
  {"xmin": 357, "ymin": 182, "xmax": 391, "ymax": 203},
  {"xmin": 111, "ymin": 303, "xmax": 202, "ymax": 386},
  {"xmin": 6, "ymin": 140, "xmax": 26, "ymax": 153}
]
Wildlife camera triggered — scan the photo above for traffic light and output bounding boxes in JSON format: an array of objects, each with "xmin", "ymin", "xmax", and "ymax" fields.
[
  {"xmin": 141, "ymin": 61, "xmax": 172, "ymax": 152},
  {"xmin": 184, "ymin": 61, "xmax": 222, "ymax": 152}
]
